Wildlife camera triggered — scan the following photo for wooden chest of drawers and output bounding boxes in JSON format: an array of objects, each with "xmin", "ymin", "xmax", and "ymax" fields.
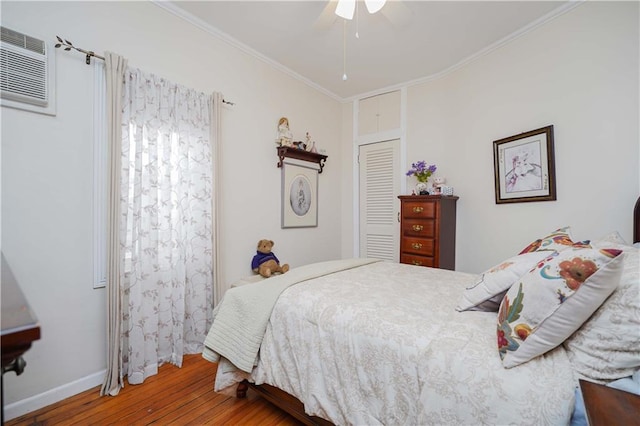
[{"xmin": 398, "ymin": 195, "xmax": 458, "ymax": 270}]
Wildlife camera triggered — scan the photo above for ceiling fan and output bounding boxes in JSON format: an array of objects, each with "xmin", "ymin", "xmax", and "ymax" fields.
[
  {"xmin": 312, "ymin": 0, "xmax": 412, "ymax": 82},
  {"xmin": 313, "ymin": 0, "xmax": 411, "ymax": 30},
  {"xmin": 335, "ymin": 0, "xmax": 387, "ymax": 20}
]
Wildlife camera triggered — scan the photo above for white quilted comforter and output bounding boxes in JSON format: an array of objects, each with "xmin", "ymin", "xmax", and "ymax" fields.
[
  {"xmin": 202, "ymin": 258, "xmax": 379, "ymax": 372},
  {"xmin": 213, "ymin": 261, "xmax": 577, "ymax": 425}
]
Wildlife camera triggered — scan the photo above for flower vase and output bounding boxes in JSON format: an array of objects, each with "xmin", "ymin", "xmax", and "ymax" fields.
[{"xmin": 415, "ymin": 180, "xmax": 429, "ymax": 195}]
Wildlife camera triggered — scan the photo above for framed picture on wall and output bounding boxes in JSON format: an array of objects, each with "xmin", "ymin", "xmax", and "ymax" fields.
[
  {"xmin": 282, "ymin": 163, "xmax": 318, "ymax": 228},
  {"xmin": 493, "ymin": 125, "xmax": 556, "ymax": 204}
]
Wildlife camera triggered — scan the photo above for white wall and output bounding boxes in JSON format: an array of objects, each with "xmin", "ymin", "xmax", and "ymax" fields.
[
  {"xmin": 404, "ymin": 1, "xmax": 639, "ymax": 273},
  {"xmin": 2, "ymin": 0, "xmax": 638, "ymax": 417},
  {"xmin": 1, "ymin": 0, "xmax": 343, "ymax": 414}
]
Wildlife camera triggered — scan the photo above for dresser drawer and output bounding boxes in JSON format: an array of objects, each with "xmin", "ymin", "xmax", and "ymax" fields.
[
  {"xmin": 402, "ymin": 201, "xmax": 436, "ymax": 219},
  {"xmin": 401, "ymin": 237, "xmax": 435, "ymax": 256},
  {"xmin": 402, "ymin": 219, "xmax": 435, "ymax": 238},
  {"xmin": 400, "ymin": 254, "xmax": 434, "ymax": 267}
]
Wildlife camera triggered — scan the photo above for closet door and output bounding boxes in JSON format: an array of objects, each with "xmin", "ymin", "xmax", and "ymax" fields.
[
  {"xmin": 359, "ymin": 139, "xmax": 401, "ymax": 261},
  {"xmin": 358, "ymin": 91, "xmax": 401, "ymax": 136}
]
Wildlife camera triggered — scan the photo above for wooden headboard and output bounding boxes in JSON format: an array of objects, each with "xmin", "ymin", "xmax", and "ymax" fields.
[{"xmin": 635, "ymin": 196, "xmax": 640, "ymax": 244}]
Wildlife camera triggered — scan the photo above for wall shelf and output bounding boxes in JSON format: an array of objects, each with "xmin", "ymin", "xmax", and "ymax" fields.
[{"xmin": 276, "ymin": 146, "xmax": 328, "ymax": 173}]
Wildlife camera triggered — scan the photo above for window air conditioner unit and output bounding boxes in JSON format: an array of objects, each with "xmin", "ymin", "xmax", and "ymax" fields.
[{"xmin": 1, "ymin": 26, "xmax": 56, "ymax": 116}]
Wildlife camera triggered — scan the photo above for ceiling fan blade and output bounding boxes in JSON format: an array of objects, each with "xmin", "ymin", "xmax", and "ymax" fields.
[
  {"xmin": 381, "ymin": 0, "xmax": 412, "ymax": 27},
  {"xmin": 365, "ymin": 0, "xmax": 386, "ymax": 14},
  {"xmin": 313, "ymin": 0, "xmax": 340, "ymax": 30},
  {"xmin": 335, "ymin": 0, "xmax": 355, "ymax": 20}
]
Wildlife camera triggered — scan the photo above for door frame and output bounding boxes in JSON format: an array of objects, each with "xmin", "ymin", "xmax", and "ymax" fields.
[{"xmin": 352, "ymin": 87, "xmax": 407, "ymax": 257}]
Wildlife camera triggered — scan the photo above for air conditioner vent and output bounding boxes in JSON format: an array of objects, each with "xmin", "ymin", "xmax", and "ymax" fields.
[
  {"xmin": 1, "ymin": 48, "xmax": 47, "ymax": 103},
  {"xmin": 0, "ymin": 26, "xmax": 55, "ymax": 115},
  {"xmin": 1, "ymin": 27, "xmax": 45, "ymax": 54}
]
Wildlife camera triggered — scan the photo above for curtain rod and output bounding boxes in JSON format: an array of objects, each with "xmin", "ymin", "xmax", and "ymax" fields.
[
  {"xmin": 55, "ymin": 35, "xmax": 235, "ymax": 106},
  {"xmin": 55, "ymin": 36, "xmax": 104, "ymax": 63}
]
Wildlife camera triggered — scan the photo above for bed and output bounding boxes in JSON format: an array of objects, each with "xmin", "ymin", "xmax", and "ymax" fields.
[{"xmin": 203, "ymin": 199, "xmax": 640, "ymax": 425}]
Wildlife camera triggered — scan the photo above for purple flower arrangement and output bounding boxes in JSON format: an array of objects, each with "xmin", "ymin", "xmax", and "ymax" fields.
[{"xmin": 406, "ymin": 161, "xmax": 437, "ymax": 182}]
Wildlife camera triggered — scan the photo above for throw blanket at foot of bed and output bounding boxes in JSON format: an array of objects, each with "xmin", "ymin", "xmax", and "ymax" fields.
[{"xmin": 202, "ymin": 258, "xmax": 380, "ymax": 373}]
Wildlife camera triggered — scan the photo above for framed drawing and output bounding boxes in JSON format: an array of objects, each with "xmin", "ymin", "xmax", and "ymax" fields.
[
  {"xmin": 282, "ymin": 163, "xmax": 318, "ymax": 228},
  {"xmin": 493, "ymin": 125, "xmax": 556, "ymax": 204}
]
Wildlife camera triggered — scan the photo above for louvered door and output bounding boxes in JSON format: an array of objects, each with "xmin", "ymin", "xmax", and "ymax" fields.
[{"xmin": 359, "ymin": 140, "xmax": 400, "ymax": 261}]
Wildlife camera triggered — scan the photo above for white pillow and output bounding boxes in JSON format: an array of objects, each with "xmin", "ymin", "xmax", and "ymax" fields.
[
  {"xmin": 498, "ymin": 246, "xmax": 624, "ymax": 368},
  {"xmin": 456, "ymin": 251, "xmax": 549, "ymax": 312},
  {"xmin": 594, "ymin": 231, "xmax": 629, "ymax": 246},
  {"xmin": 563, "ymin": 242, "xmax": 640, "ymax": 381}
]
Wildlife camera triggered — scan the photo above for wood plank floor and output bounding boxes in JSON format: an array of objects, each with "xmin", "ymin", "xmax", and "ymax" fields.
[{"xmin": 6, "ymin": 354, "xmax": 299, "ymax": 425}]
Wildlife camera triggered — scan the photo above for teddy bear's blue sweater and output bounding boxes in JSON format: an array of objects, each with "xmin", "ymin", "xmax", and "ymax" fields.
[{"xmin": 251, "ymin": 251, "xmax": 280, "ymax": 270}]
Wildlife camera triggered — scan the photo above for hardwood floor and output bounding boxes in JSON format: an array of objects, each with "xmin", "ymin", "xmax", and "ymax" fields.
[{"xmin": 6, "ymin": 354, "xmax": 299, "ymax": 425}]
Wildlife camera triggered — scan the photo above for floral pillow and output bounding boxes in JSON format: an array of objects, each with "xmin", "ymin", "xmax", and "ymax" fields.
[
  {"xmin": 518, "ymin": 226, "xmax": 590, "ymax": 254},
  {"xmin": 456, "ymin": 251, "xmax": 549, "ymax": 312},
  {"xmin": 498, "ymin": 246, "xmax": 624, "ymax": 368},
  {"xmin": 563, "ymin": 241, "xmax": 640, "ymax": 381}
]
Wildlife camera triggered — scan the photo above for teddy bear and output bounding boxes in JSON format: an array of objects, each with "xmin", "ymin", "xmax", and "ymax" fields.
[
  {"xmin": 251, "ymin": 239, "xmax": 290, "ymax": 278},
  {"xmin": 432, "ymin": 176, "xmax": 446, "ymax": 193}
]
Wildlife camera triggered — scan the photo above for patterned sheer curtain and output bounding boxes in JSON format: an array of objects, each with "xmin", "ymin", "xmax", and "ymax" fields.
[{"xmin": 118, "ymin": 68, "xmax": 215, "ymax": 384}]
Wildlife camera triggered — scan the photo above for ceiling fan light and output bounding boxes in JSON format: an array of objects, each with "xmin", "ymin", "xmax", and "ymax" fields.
[
  {"xmin": 335, "ymin": 0, "xmax": 356, "ymax": 20},
  {"xmin": 364, "ymin": 0, "xmax": 386, "ymax": 14}
]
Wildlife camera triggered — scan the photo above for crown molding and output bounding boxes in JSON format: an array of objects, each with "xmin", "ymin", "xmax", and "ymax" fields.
[{"xmin": 151, "ymin": 0, "xmax": 343, "ymax": 102}]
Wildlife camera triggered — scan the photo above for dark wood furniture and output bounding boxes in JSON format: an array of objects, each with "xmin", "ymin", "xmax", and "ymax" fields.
[
  {"xmin": 579, "ymin": 379, "xmax": 640, "ymax": 426},
  {"xmin": 634, "ymin": 196, "xmax": 640, "ymax": 244},
  {"xmin": 276, "ymin": 146, "xmax": 328, "ymax": 173},
  {"xmin": 1, "ymin": 273, "xmax": 40, "ymax": 369},
  {"xmin": 398, "ymin": 195, "xmax": 458, "ymax": 270},
  {"xmin": 1, "ymin": 258, "xmax": 41, "ymax": 423},
  {"xmin": 237, "ymin": 381, "xmax": 332, "ymax": 426}
]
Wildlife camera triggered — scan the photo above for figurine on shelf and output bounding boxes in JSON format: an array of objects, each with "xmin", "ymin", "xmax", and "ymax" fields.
[
  {"xmin": 276, "ymin": 117, "xmax": 293, "ymax": 147},
  {"xmin": 305, "ymin": 132, "xmax": 318, "ymax": 153}
]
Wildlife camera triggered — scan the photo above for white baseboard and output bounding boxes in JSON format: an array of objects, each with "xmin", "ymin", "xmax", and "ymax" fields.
[{"xmin": 4, "ymin": 369, "xmax": 106, "ymax": 421}]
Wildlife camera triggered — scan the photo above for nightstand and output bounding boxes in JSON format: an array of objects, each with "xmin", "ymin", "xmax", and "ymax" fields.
[{"xmin": 579, "ymin": 379, "xmax": 640, "ymax": 426}]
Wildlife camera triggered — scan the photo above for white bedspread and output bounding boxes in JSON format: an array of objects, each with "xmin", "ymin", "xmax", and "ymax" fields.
[
  {"xmin": 202, "ymin": 257, "xmax": 379, "ymax": 372},
  {"xmin": 214, "ymin": 261, "xmax": 577, "ymax": 425}
]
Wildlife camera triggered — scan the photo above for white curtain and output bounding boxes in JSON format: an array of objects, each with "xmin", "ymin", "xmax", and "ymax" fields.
[
  {"xmin": 101, "ymin": 52, "xmax": 128, "ymax": 397},
  {"xmin": 119, "ymin": 68, "xmax": 215, "ymax": 384},
  {"xmin": 210, "ymin": 92, "xmax": 224, "ymax": 306}
]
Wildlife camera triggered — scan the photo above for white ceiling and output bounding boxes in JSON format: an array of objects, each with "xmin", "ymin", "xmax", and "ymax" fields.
[{"xmin": 163, "ymin": 0, "xmax": 573, "ymax": 100}]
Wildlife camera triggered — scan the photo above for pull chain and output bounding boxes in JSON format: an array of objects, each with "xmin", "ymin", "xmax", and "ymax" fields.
[
  {"xmin": 342, "ymin": 19, "xmax": 348, "ymax": 81},
  {"xmin": 355, "ymin": 0, "xmax": 360, "ymax": 39}
]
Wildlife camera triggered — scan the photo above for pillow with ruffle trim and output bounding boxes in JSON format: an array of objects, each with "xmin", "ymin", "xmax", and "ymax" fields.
[
  {"xmin": 518, "ymin": 226, "xmax": 590, "ymax": 255},
  {"xmin": 498, "ymin": 246, "xmax": 623, "ymax": 368},
  {"xmin": 456, "ymin": 251, "xmax": 549, "ymax": 312}
]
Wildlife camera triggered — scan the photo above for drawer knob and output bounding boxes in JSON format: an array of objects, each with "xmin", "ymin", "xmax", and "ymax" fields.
[
  {"xmin": 412, "ymin": 224, "xmax": 423, "ymax": 231},
  {"xmin": 412, "ymin": 260, "xmax": 423, "ymax": 266},
  {"xmin": 412, "ymin": 206, "xmax": 424, "ymax": 213},
  {"xmin": 411, "ymin": 242, "xmax": 423, "ymax": 250}
]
